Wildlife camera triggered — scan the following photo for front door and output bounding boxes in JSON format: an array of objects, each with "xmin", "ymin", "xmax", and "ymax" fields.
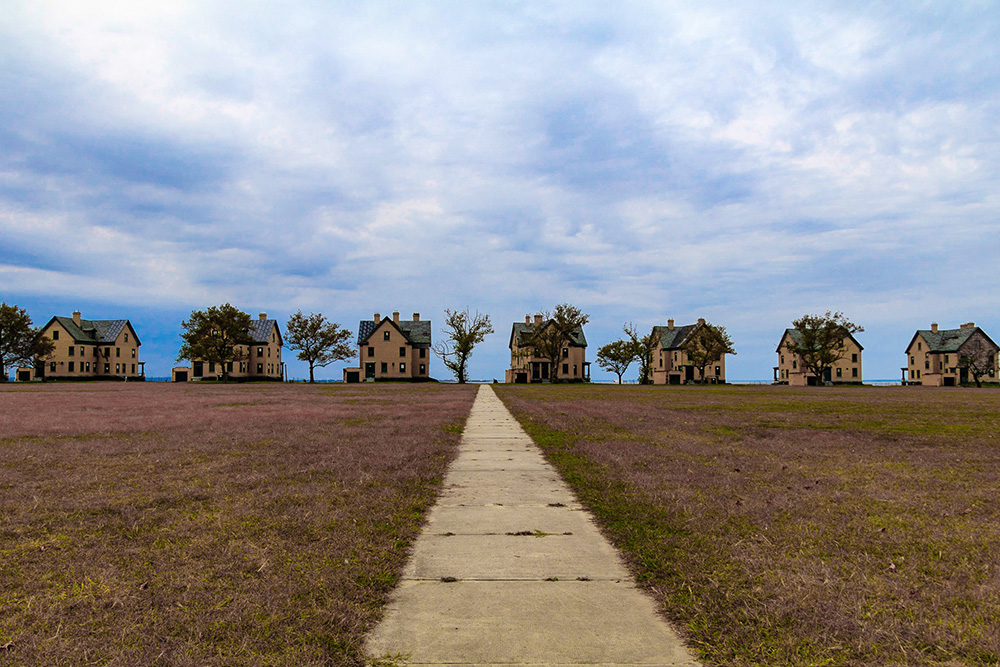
[{"xmin": 365, "ymin": 362, "xmax": 376, "ymax": 380}]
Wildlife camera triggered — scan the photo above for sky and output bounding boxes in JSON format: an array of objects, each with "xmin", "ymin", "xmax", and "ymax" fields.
[{"xmin": 2, "ymin": 1, "xmax": 999, "ymax": 382}]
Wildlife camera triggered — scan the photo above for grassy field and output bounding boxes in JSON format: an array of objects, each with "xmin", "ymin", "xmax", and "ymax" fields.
[
  {"xmin": 0, "ymin": 382, "xmax": 476, "ymax": 666},
  {"xmin": 496, "ymin": 384, "xmax": 1000, "ymax": 667}
]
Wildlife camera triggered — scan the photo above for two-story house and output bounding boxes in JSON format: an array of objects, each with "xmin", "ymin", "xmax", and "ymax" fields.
[
  {"xmin": 904, "ymin": 322, "xmax": 998, "ymax": 386},
  {"xmin": 32, "ymin": 311, "xmax": 143, "ymax": 380},
  {"xmin": 505, "ymin": 314, "xmax": 589, "ymax": 383},
  {"xmin": 650, "ymin": 318, "xmax": 728, "ymax": 384},
  {"xmin": 177, "ymin": 313, "xmax": 283, "ymax": 381},
  {"xmin": 775, "ymin": 328, "xmax": 863, "ymax": 385},
  {"xmin": 344, "ymin": 312, "xmax": 431, "ymax": 382}
]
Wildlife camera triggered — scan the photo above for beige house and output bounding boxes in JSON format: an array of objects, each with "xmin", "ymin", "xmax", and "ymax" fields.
[
  {"xmin": 650, "ymin": 318, "xmax": 728, "ymax": 384},
  {"xmin": 903, "ymin": 322, "xmax": 998, "ymax": 386},
  {"xmin": 343, "ymin": 312, "xmax": 430, "ymax": 382},
  {"xmin": 775, "ymin": 329, "xmax": 863, "ymax": 385},
  {"xmin": 32, "ymin": 311, "xmax": 143, "ymax": 380},
  {"xmin": 178, "ymin": 313, "xmax": 284, "ymax": 381},
  {"xmin": 505, "ymin": 314, "xmax": 589, "ymax": 383}
]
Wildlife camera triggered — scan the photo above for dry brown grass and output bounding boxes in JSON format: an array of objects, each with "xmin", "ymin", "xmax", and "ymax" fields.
[
  {"xmin": 0, "ymin": 382, "xmax": 476, "ymax": 665},
  {"xmin": 496, "ymin": 384, "xmax": 1000, "ymax": 667}
]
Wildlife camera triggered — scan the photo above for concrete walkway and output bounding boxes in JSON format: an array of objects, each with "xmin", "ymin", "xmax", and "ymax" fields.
[{"xmin": 366, "ymin": 385, "xmax": 700, "ymax": 667}]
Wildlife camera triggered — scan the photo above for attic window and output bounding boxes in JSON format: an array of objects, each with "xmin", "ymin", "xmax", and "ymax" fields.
[
  {"xmin": 53, "ymin": 330, "xmax": 59, "ymax": 340},
  {"xmin": 124, "ymin": 333, "xmax": 128, "ymax": 343},
  {"xmin": 384, "ymin": 331, "xmax": 391, "ymax": 341}
]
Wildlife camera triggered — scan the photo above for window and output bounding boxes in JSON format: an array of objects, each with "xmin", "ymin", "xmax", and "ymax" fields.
[
  {"xmin": 780, "ymin": 354, "xmax": 784, "ymax": 364},
  {"xmin": 910, "ymin": 356, "xmax": 915, "ymax": 365},
  {"xmin": 116, "ymin": 363, "xmax": 121, "ymax": 373},
  {"xmin": 227, "ymin": 362, "xmax": 233, "ymax": 372},
  {"xmin": 85, "ymin": 362, "xmax": 90, "ymax": 372},
  {"xmin": 124, "ymin": 333, "xmax": 128, "ymax": 342},
  {"xmin": 132, "ymin": 349, "xmax": 136, "ymax": 358},
  {"xmin": 268, "ymin": 347, "xmax": 271, "ymax": 357},
  {"xmin": 925, "ymin": 360, "xmax": 929, "ymax": 370},
  {"xmin": 852, "ymin": 368, "xmax": 858, "ymax": 378},
  {"xmin": 50, "ymin": 362, "xmax": 56, "ymax": 372},
  {"xmin": 852, "ymin": 353, "xmax": 858, "ymax": 362},
  {"xmin": 715, "ymin": 365, "xmax": 721, "ymax": 376},
  {"xmin": 419, "ymin": 348, "xmax": 426, "ymax": 358},
  {"xmin": 792, "ymin": 359, "xmax": 797, "ymax": 369},
  {"xmin": 258, "ymin": 347, "xmax": 263, "ymax": 356},
  {"xmin": 916, "ymin": 370, "xmax": 920, "ymax": 379},
  {"xmin": 68, "ymin": 346, "xmax": 75, "ymax": 356},
  {"xmin": 384, "ymin": 331, "xmax": 390, "ymax": 341},
  {"xmin": 257, "ymin": 363, "xmax": 263, "ymax": 373},
  {"xmin": 381, "ymin": 362, "xmax": 388, "ymax": 373},
  {"xmin": 53, "ymin": 330, "xmax": 59, "ymax": 340},
  {"xmin": 944, "ymin": 354, "xmax": 950, "ymax": 363},
  {"xmin": 836, "ymin": 367, "xmax": 842, "ymax": 378},
  {"xmin": 419, "ymin": 363, "xmax": 426, "ymax": 374},
  {"xmin": 104, "ymin": 363, "xmax": 110, "ymax": 373},
  {"xmin": 562, "ymin": 348, "xmax": 569, "ymax": 358},
  {"xmin": 562, "ymin": 363, "xmax": 568, "ymax": 374},
  {"xmin": 209, "ymin": 362, "xmax": 215, "ymax": 372},
  {"xmin": 368, "ymin": 346, "xmax": 375, "ymax": 357},
  {"xmin": 68, "ymin": 361, "xmax": 74, "ymax": 372},
  {"xmin": 400, "ymin": 346, "xmax": 406, "ymax": 357},
  {"xmin": 573, "ymin": 364, "xmax": 577, "ymax": 376},
  {"xmin": 131, "ymin": 364, "xmax": 135, "ymax": 374},
  {"xmin": 659, "ymin": 358, "xmax": 663, "ymax": 367},
  {"xmin": 400, "ymin": 362, "xmax": 406, "ymax": 373},
  {"xmin": 116, "ymin": 347, "xmax": 120, "ymax": 357}
]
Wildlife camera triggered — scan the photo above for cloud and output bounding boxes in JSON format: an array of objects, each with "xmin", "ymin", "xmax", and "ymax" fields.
[{"xmin": 1, "ymin": 1, "xmax": 999, "ymax": 380}]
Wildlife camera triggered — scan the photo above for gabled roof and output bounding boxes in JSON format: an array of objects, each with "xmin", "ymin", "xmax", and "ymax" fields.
[
  {"xmin": 652, "ymin": 324, "xmax": 698, "ymax": 350},
  {"xmin": 908, "ymin": 327, "xmax": 998, "ymax": 354},
  {"xmin": 776, "ymin": 328, "xmax": 864, "ymax": 353},
  {"xmin": 509, "ymin": 321, "xmax": 587, "ymax": 349},
  {"xmin": 46, "ymin": 316, "xmax": 141, "ymax": 346},
  {"xmin": 249, "ymin": 319, "xmax": 281, "ymax": 346},
  {"xmin": 358, "ymin": 317, "xmax": 432, "ymax": 347}
]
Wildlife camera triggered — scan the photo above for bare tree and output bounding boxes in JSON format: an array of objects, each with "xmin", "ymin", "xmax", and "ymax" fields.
[
  {"xmin": 433, "ymin": 309, "xmax": 494, "ymax": 383},
  {"xmin": 958, "ymin": 335, "xmax": 998, "ymax": 387},
  {"xmin": 785, "ymin": 311, "xmax": 863, "ymax": 386},
  {"xmin": 596, "ymin": 339, "xmax": 636, "ymax": 384},
  {"xmin": 286, "ymin": 311, "xmax": 354, "ymax": 383},
  {"xmin": 624, "ymin": 322, "xmax": 658, "ymax": 385},
  {"xmin": 682, "ymin": 322, "xmax": 736, "ymax": 383},
  {"xmin": 522, "ymin": 304, "xmax": 589, "ymax": 383}
]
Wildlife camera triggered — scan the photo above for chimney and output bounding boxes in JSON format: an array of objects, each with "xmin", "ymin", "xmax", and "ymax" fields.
[
  {"xmin": 931, "ymin": 323, "xmax": 938, "ymax": 333},
  {"xmin": 393, "ymin": 311, "xmax": 400, "ymax": 323},
  {"xmin": 525, "ymin": 315, "xmax": 531, "ymax": 324},
  {"xmin": 961, "ymin": 322, "xmax": 975, "ymax": 329},
  {"xmin": 697, "ymin": 318, "xmax": 706, "ymax": 326},
  {"xmin": 534, "ymin": 314, "xmax": 543, "ymax": 325},
  {"xmin": 667, "ymin": 319, "xmax": 674, "ymax": 330},
  {"xmin": 412, "ymin": 313, "xmax": 420, "ymax": 321},
  {"xmin": 72, "ymin": 311, "xmax": 81, "ymax": 325},
  {"xmin": 374, "ymin": 313, "xmax": 381, "ymax": 323},
  {"xmin": 259, "ymin": 313, "xmax": 267, "ymax": 321}
]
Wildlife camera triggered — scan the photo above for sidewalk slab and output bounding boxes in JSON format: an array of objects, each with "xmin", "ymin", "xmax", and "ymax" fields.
[{"xmin": 366, "ymin": 385, "xmax": 700, "ymax": 666}]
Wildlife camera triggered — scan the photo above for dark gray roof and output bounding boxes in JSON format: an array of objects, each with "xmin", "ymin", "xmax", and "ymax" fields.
[
  {"xmin": 358, "ymin": 317, "xmax": 432, "ymax": 347},
  {"xmin": 652, "ymin": 324, "xmax": 697, "ymax": 350},
  {"xmin": 914, "ymin": 327, "xmax": 996, "ymax": 353},
  {"xmin": 50, "ymin": 316, "xmax": 138, "ymax": 345},
  {"xmin": 249, "ymin": 319, "xmax": 281, "ymax": 345},
  {"xmin": 777, "ymin": 327, "xmax": 864, "ymax": 353},
  {"xmin": 510, "ymin": 321, "xmax": 587, "ymax": 348}
]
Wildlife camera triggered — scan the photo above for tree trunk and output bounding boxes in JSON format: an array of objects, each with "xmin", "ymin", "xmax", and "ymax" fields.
[{"xmin": 309, "ymin": 364, "xmax": 315, "ymax": 383}]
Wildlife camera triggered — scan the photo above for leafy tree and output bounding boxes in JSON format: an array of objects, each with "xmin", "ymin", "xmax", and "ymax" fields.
[
  {"xmin": 0, "ymin": 302, "xmax": 53, "ymax": 381},
  {"xmin": 596, "ymin": 339, "xmax": 636, "ymax": 384},
  {"xmin": 433, "ymin": 308, "xmax": 494, "ymax": 384},
  {"xmin": 682, "ymin": 322, "xmax": 736, "ymax": 383},
  {"xmin": 176, "ymin": 303, "xmax": 254, "ymax": 382},
  {"xmin": 285, "ymin": 311, "xmax": 354, "ymax": 383},
  {"xmin": 523, "ymin": 304, "xmax": 589, "ymax": 383},
  {"xmin": 785, "ymin": 311, "xmax": 863, "ymax": 386},
  {"xmin": 624, "ymin": 322, "xmax": 657, "ymax": 385},
  {"xmin": 958, "ymin": 335, "xmax": 998, "ymax": 388}
]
